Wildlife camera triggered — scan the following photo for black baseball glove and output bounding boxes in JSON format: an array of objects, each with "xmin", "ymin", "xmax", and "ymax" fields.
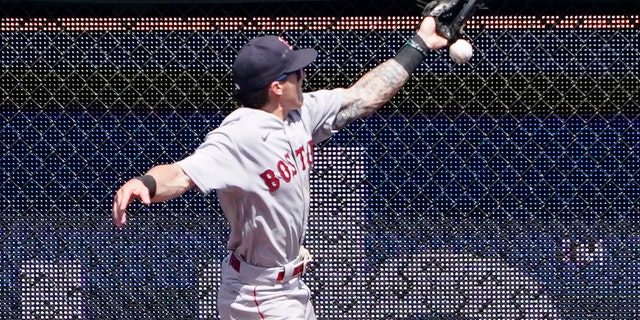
[{"xmin": 417, "ymin": 0, "xmax": 485, "ymax": 44}]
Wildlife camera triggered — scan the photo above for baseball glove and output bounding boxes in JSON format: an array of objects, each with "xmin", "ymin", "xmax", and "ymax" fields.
[{"xmin": 417, "ymin": 0, "xmax": 485, "ymax": 44}]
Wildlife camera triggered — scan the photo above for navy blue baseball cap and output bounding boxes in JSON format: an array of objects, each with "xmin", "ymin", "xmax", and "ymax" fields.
[{"xmin": 233, "ymin": 35, "xmax": 317, "ymax": 93}]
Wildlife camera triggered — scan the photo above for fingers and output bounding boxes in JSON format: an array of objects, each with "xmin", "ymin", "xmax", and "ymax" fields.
[
  {"xmin": 112, "ymin": 188, "xmax": 130, "ymax": 228},
  {"xmin": 417, "ymin": 16, "xmax": 449, "ymax": 51},
  {"xmin": 111, "ymin": 179, "xmax": 150, "ymax": 228}
]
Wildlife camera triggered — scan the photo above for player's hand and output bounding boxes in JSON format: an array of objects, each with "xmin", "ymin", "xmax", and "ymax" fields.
[
  {"xmin": 416, "ymin": 16, "xmax": 449, "ymax": 51},
  {"xmin": 112, "ymin": 178, "xmax": 152, "ymax": 228}
]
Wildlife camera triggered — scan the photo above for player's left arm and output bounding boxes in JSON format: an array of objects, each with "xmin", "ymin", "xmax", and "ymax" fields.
[
  {"xmin": 333, "ymin": 60, "xmax": 408, "ymax": 130},
  {"xmin": 332, "ymin": 16, "xmax": 448, "ymax": 130}
]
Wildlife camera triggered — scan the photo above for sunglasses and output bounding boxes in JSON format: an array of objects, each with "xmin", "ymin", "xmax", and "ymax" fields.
[{"xmin": 276, "ymin": 69, "xmax": 305, "ymax": 82}]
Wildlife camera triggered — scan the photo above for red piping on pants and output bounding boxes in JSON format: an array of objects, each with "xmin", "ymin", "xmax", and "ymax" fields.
[{"xmin": 253, "ymin": 286, "xmax": 265, "ymax": 320}]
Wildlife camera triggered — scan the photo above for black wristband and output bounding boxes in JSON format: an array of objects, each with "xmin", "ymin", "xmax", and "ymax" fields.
[
  {"xmin": 135, "ymin": 175, "xmax": 156, "ymax": 198},
  {"xmin": 407, "ymin": 36, "xmax": 431, "ymax": 57},
  {"xmin": 393, "ymin": 36, "xmax": 432, "ymax": 74}
]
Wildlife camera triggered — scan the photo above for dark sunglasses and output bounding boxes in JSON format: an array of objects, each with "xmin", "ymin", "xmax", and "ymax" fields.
[{"xmin": 276, "ymin": 69, "xmax": 304, "ymax": 82}]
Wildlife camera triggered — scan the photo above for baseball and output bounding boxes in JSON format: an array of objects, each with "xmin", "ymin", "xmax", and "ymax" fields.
[{"xmin": 449, "ymin": 39, "xmax": 473, "ymax": 64}]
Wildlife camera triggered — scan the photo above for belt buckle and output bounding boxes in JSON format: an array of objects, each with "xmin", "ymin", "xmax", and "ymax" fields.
[{"xmin": 276, "ymin": 247, "xmax": 313, "ymax": 282}]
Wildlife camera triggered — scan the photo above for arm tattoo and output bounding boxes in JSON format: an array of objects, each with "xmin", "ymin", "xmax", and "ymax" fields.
[{"xmin": 333, "ymin": 60, "xmax": 409, "ymax": 130}]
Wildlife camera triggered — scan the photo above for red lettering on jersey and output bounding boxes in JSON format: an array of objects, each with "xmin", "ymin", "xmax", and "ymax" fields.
[
  {"xmin": 307, "ymin": 140, "xmax": 314, "ymax": 166},
  {"xmin": 277, "ymin": 160, "xmax": 292, "ymax": 182},
  {"xmin": 295, "ymin": 147, "xmax": 307, "ymax": 171},
  {"xmin": 260, "ymin": 169, "xmax": 280, "ymax": 192},
  {"xmin": 284, "ymin": 153, "xmax": 298, "ymax": 176},
  {"xmin": 259, "ymin": 140, "xmax": 314, "ymax": 192}
]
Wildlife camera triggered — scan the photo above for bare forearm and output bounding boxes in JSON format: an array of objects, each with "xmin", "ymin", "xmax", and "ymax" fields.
[
  {"xmin": 112, "ymin": 163, "xmax": 194, "ymax": 227},
  {"xmin": 333, "ymin": 59, "xmax": 409, "ymax": 130},
  {"xmin": 145, "ymin": 164, "xmax": 194, "ymax": 202},
  {"xmin": 332, "ymin": 17, "xmax": 448, "ymax": 131}
]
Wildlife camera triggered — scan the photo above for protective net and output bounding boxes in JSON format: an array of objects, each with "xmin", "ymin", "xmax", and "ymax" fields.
[{"xmin": 1, "ymin": 0, "xmax": 639, "ymax": 319}]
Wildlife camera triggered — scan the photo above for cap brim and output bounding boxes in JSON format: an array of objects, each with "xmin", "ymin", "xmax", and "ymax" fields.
[{"xmin": 285, "ymin": 48, "xmax": 317, "ymax": 73}]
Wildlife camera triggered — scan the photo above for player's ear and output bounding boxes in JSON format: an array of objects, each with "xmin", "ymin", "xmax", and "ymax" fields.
[{"xmin": 270, "ymin": 80, "xmax": 284, "ymax": 96}]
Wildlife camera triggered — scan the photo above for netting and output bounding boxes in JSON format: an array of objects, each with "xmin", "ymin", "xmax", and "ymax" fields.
[{"xmin": 1, "ymin": 0, "xmax": 639, "ymax": 319}]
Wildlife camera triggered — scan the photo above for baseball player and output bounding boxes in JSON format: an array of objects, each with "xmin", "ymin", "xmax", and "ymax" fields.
[{"xmin": 112, "ymin": 2, "xmax": 481, "ymax": 317}]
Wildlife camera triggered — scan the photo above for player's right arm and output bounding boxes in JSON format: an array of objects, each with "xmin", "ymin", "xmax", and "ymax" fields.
[{"xmin": 112, "ymin": 163, "xmax": 195, "ymax": 228}]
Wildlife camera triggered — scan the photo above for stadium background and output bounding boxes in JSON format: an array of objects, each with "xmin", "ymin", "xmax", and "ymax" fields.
[{"xmin": 1, "ymin": 0, "xmax": 639, "ymax": 319}]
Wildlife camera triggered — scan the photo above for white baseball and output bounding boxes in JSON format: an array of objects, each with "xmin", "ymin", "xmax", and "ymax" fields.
[{"xmin": 449, "ymin": 39, "xmax": 473, "ymax": 64}]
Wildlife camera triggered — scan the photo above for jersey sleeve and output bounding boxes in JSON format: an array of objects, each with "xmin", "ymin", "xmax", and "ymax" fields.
[
  {"xmin": 301, "ymin": 89, "xmax": 343, "ymax": 144},
  {"xmin": 176, "ymin": 128, "xmax": 247, "ymax": 194}
]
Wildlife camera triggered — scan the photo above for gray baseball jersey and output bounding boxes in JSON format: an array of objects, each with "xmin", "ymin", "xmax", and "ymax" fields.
[{"xmin": 178, "ymin": 89, "xmax": 343, "ymax": 268}]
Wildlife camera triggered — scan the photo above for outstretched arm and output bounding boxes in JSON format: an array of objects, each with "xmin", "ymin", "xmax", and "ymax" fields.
[
  {"xmin": 112, "ymin": 163, "xmax": 195, "ymax": 228},
  {"xmin": 333, "ymin": 16, "xmax": 448, "ymax": 130}
]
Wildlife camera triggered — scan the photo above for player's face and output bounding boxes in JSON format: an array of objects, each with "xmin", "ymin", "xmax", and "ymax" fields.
[{"xmin": 278, "ymin": 69, "xmax": 305, "ymax": 110}]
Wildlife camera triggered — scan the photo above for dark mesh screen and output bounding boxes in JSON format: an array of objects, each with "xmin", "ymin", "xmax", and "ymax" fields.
[{"xmin": 1, "ymin": 1, "xmax": 639, "ymax": 319}]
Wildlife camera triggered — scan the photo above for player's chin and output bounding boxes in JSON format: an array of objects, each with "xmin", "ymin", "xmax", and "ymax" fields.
[
  {"xmin": 292, "ymin": 92, "xmax": 304, "ymax": 109},
  {"xmin": 284, "ymin": 98, "xmax": 304, "ymax": 111}
]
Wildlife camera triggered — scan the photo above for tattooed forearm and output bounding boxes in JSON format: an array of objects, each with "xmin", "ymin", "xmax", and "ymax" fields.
[{"xmin": 333, "ymin": 59, "xmax": 410, "ymax": 130}]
